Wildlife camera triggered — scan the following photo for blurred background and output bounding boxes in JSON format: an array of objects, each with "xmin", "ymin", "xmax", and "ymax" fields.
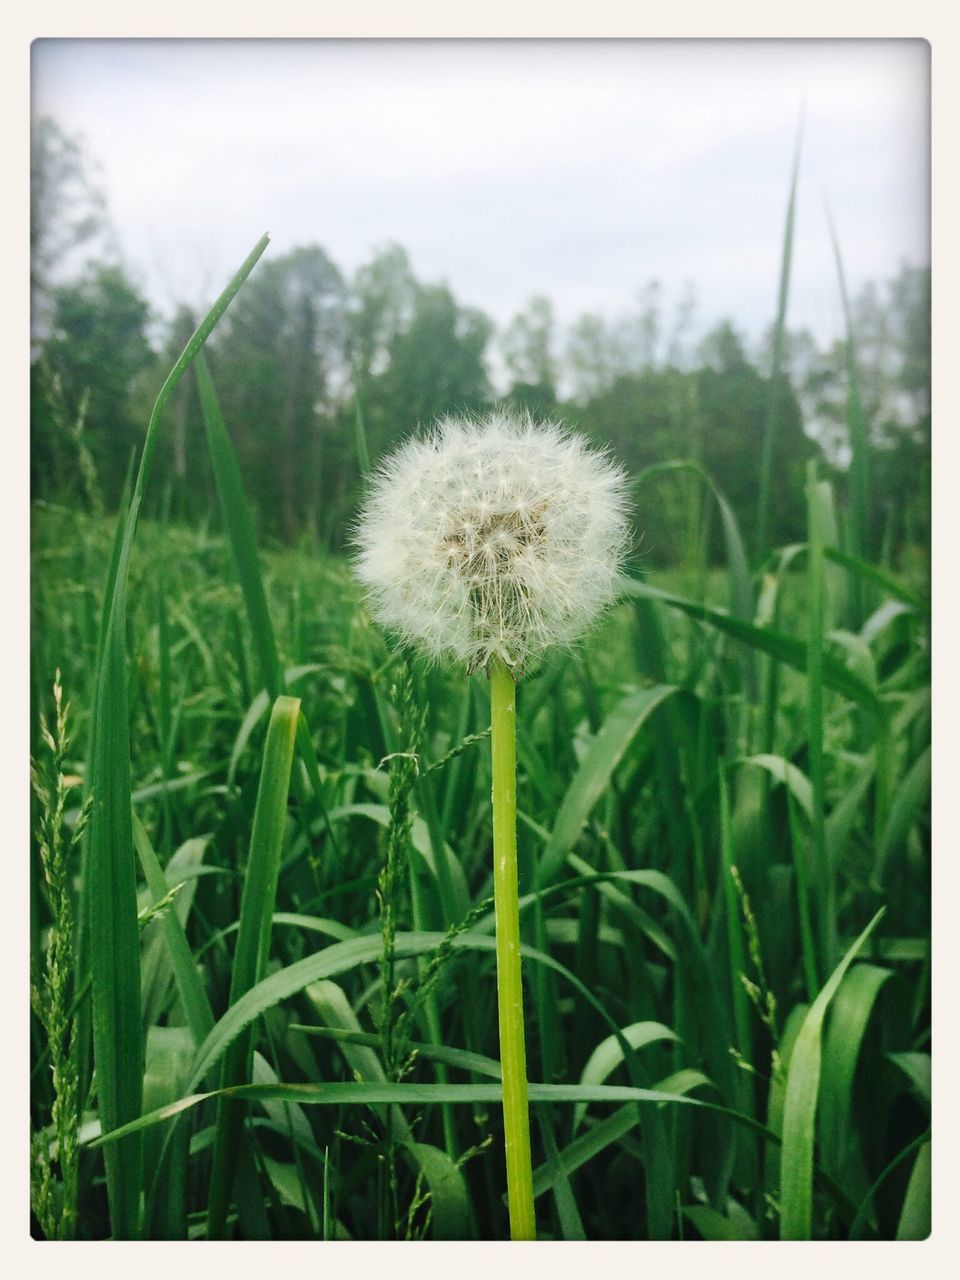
[{"xmin": 30, "ymin": 38, "xmax": 930, "ymax": 565}]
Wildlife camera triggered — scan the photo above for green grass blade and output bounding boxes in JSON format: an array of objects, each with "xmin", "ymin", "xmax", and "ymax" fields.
[
  {"xmin": 83, "ymin": 234, "xmax": 269, "ymax": 1240},
  {"xmin": 86, "ymin": 586, "xmax": 144, "ymax": 1238},
  {"xmin": 824, "ymin": 545, "xmax": 928, "ymax": 614},
  {"xmin": 619, "ymin": 578, "xmax": 880, "ymax": 713},
  {"xmin": 132, "ymin": 818, "xmax": 215, "ymax": 1046},
  {"xmin": 779, "ymin": 909, "xmax": 884, "ymax": 1239},
  {"xmin": 895, "ymin": 1140, "xmax": 931, "ymax": 1240},
  {"xmin": 537, "ymin": 1111, "xmax": 587, "ymax": 1239},
  {"xmin": 403, "ymin": 1142, "xmax": 473, "ymax": 1240},
  {"xmin": 806, "ymin": 463, "xmax": 834, "ymax": 971},
  {"xmin": 194, "ymin": 350, "xmax": 282, "ymax": 699},
  {"xmin": 818, "ymin": 963, "xmax": 892, "ymax": 1180},
  {"xmin": 536, "ymin": 684, "xmax": 678, "ymax": 887},
  {"xmin": 826, "ymin": 206, "xmax": 870, "ymax": 583},
  {"xmin": 756, "ymin": 114, "xmax": 802, "ymax": 562},
  {"xmin": 180, "ymin": 930, "xmax": 642, "ymax": 1101},
  {"xmin": 206, "ymin": 693, "xmax": 301, "ymax": 1239},
  {"xmin": 740, "ymin": 753, "xmax": 813, "ymax": 821},
  {"xmin": 634, "ymin": 461, "xmax": 754, "ymax": 624},
  {"xmin": 573, "ymin": 1022, "xmax": 679, "ymax": 1130},
  {"xmin": 92, "ymin": 1081, "xmax": 712, "ymax": 1146},
  {"xmin": 353, "ymin": 392, "xmax": 371, "ymax": 479},
  {"xmin": 875, "ymin": 745, "xmax": 931, "ymax": 888}
]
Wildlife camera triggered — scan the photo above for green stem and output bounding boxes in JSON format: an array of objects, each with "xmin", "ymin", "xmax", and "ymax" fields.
[{"xmin": 488, "ymin": 655, "xmax": 536, "ymax": 1240}]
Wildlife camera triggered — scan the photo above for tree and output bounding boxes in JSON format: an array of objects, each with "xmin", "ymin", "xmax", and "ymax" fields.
[
  {"xmin": 32, "ymin": 264, "xmax": 155, "ymax": 506},
  {"xmin": 501, "ymin": 296, "xmax": 558, "ymax": 390},
  {"xmin": 361, "ymin": 281, "xmax": 492, "ymax": 457},
  {"xmin": 212, "ymin": 245, "xmax": 349, "ymax": 540},
  {"xmin": 31, "ymin": 118, "xmax": 111, "ymax": 341},
  {"xmin": 349, "ymin": 244, "xmax": 418, "ymax": 383}
]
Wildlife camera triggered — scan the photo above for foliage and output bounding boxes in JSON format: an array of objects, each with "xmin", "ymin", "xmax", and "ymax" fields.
[{"xmin": 28, "ymin": 128, "xmax": 930, "ymax": 1243}]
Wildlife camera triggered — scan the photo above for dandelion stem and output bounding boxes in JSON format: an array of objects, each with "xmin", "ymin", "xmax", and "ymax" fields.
[{"xmin": 489, "ymin": 654, "xmax": 536, "ymax": 1240}]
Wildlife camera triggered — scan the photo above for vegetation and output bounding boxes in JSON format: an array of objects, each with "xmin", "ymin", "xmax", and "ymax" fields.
[{"xmin": 30, "ymin": 119, "xmax": 930, "ymax": 1241}]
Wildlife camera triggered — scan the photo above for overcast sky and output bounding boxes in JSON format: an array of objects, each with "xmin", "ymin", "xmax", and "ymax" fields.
[{"xmin": 32, "ymin": 38, "xmax": 929, "ymax": 361}]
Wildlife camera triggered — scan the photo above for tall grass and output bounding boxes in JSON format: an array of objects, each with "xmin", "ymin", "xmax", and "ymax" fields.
[{"xmin": 30, "ymin": 221, "xmax": 930, "ymax": 1240}]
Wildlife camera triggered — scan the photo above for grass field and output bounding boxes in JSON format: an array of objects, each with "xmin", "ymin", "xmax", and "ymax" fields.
[{"xmin": 29, "ymin": 243, "xmax": 930, "ymax": 1243}]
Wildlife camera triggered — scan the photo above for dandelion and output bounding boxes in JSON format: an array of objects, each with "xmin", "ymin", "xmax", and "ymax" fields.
[
  {"xmin": 353, "ymin": 409, "xmax": 631, "ymax": 676},
  {"xmin": 354, "ymin": 409, "xmax": 631, "ymax": 1239}
]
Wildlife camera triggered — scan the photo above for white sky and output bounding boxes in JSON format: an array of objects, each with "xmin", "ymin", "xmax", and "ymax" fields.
[{"xmin": 31, "ymin": 38, "xmax": 929, "ymax": 357}]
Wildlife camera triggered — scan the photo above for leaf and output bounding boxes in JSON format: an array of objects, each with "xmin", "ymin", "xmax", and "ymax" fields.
[
  {"xmin": 876, "ymin": 745, "xmax": 930, "ymax": 886},
  {"xmin": 207, "ymin": 693, "xmax": 301, "ymax": 1239},
  {"xmin": 536, "ymin": 684, "xmax": 678, "ymax": 886},
  {"xmin": 741, "ymin": 753, "xmax": 814, "ymax": 821},
  {"xmin": 896, "ymin": 1140, "xmax": 931, "ymax": 1240},
  {"xmin": 683, "ymin": 1203, "xmax": 759, "ymax": 1241},
  {"xmin": 403, "ymin": 1142, "xmax": 473, "ymax": 1240},
  {"xmin": 818, "ymin": 962, "xmax": 892, "ymax": 1179},
  {"xmin": 573, "ymin": 1021, "xmax": 679, "ymax": 1129},
  {"xmin": 619, "ymin": 578, "xmax": 881, "ymax": 713},
  {"xmin": 92, "ymin": 1080, "xmax": 714, "ymax": 1147},
  {"xmin": 82, "ymin": 233, "xmax": 269, "ymax": 1239},
  {"xmin": 195, "ymin": 351, "xmax": 282, "ymax": 699},
  {"xmin": 779, "ymin": 910, "xmax": 885, "ymax": 1239},
  {"xmin": 886, "ymin": 1052, "xmax": 931, "ymax": 1107}
]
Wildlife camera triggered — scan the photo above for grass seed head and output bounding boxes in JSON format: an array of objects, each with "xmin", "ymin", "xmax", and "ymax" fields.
[{"xmin": 353, "ymin": 409, "xmax": 632, "ymax": 673}]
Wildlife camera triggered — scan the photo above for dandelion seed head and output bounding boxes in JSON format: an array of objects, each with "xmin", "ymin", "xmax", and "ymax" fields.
[{"xmin": 353, "ymin": 409, "xmax": 632, "ymax": 673}]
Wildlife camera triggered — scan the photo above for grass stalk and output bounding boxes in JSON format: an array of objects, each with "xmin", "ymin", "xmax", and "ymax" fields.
[{"xmin": 488, "ymin": 656, "xmax": 536, "ymax": 1240}]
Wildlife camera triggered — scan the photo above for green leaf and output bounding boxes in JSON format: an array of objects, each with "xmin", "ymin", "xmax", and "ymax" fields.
[
  {"xmin": 779, "ymin": 910, "xmax": 885, "ymax": 1239},
  {"xmin": 207, "ymin": 693, "xmax": 301, "ymax": 1239},
  {"xmin": 83, "ymin": 233, "xmax": 269, "ymax": 1240},
  {"xmin": 619, "ymin": 578, "xmax": 881, "ymax": 713},
  {"xmin": 573, "ymin": 1021, "xmax": 679, "ymax": 1129},
  {"xmin": 403, "ymin": 1142, "xmax": 473, "ymax": 1240},
  {"xmin": 195, "ymin": 351, "xmax": 282, "ymax": 699},
  {"xmin": 92, "ymin": 1080, "xmax": 713, "ymax": 1147},
  {"xmin": 683, "ymin": 1203, "xmax": 759, "ymax": 1241},
  {"xmin": 896, "ymin": 1141, "xmax": 931, "ymax": 1240},
  {"xmin": 886, "ymin": 1052, "xmax": 931, "ymax": 1107},
  {"xmin": 740, "ymin": 753, "xmax": 813, "ymax": 821},
  {"xmin": 536, "ymin": 684, "xmax": 678, "ymax": 886},
  {"xmin": 876, "ymin": 745, "xmax": 930, "ymax": 886},
  {"xmin": 818, "ymin": 963, "xmax": 892, "ymax": 1179}
]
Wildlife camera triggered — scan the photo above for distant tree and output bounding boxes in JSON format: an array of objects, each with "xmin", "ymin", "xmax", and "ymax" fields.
[
  {"xmin": 31, "ymin": 117, "xmax": 112, "ymax": 340},
  {"xmin": 361, "ymin": 282, "xmax": 492, "ymax": 454},
  {"xmin": 566, "ymin": 313, "xmax": 626, "ymax": 403},
  {"xmin": 212, "ymin": 245, "xmax": 349, "ymax": 540},
  {"xmin": 565, "ymin": 323, "xmax": 815, "ymax": 565},
  {"xmin": 788, "ymin": 264, "xmax": 930, "ymax": 557},
  {"xmin": 32, "ymin": 264, "xmax": 155, "ymax": 506},
  {"xmin": 501, "ymin": 296, "xmax": 558, "ymax": 390},
  {"xmin": 349, "ymin": 244, "xmax": 418, "ymax": 383}
]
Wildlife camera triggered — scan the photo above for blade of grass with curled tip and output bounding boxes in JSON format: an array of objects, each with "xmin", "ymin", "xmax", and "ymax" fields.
[
  {"xmin": 206, "ymin": 693, "xmax": 301, "ymax": 1239},
  {"xmin": 83, "ymin": 233, "xmax": 270, "ymax": 1239}
]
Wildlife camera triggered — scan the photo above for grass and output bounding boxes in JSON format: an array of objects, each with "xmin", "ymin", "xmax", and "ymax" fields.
[{"xmin": 29, "ymin": 235, "xmax": 930, "ymax": 1242}]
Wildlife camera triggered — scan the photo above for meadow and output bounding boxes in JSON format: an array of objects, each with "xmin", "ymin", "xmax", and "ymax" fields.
[{"xmin": 30, "ymin": 236, "xmax": 930, "ymax": 1243}]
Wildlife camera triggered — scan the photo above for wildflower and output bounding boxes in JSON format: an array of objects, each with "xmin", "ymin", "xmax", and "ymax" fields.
[{"xmin": 353, "ymin": 409, "xmax": 631, "ymax": 673}]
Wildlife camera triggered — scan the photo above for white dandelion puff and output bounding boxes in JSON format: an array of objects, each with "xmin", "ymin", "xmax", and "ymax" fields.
[{"xmin": 353, "ymin": 409, "xmax": 632, "ymax": 673}]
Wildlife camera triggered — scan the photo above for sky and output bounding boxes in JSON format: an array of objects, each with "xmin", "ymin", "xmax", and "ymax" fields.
[{"xmin": 31, "ymin": 38, "xmax": 929, "ymax": 363}]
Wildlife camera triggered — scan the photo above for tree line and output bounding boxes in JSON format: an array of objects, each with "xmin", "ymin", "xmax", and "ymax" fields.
[{"xmin": 31, "ymin": 118, "xmax": 929, "ymax": 566}]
